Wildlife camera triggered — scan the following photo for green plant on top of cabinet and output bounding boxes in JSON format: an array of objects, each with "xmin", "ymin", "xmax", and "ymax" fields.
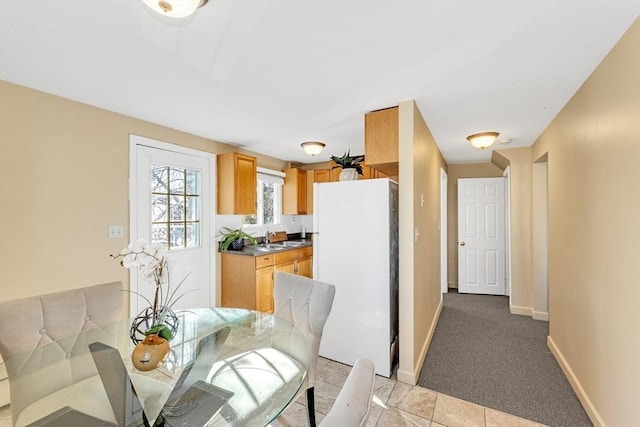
[{"xmin": 217, "ymin": 152, "xmax": 257, "ymax": 215}]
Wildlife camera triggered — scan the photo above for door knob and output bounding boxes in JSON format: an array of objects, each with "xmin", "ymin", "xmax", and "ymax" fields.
[{"xmin": 460, "ymin": 241, "xmax": 465, "ymax": 246}]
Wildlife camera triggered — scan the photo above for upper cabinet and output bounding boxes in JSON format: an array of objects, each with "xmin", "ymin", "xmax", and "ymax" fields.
[
  {"xmin": 314, "ymin": 169, "xmax": 332, "ymax": 183},
  {"xmin": 217, "ymin": 152, "xmax": 257, "ymax": 214},
  {"xmin": 283, "ymin": 167, "xmax": 307, "ymax": 214},
  {"xmin": 365, "ymin": 106, "xmax": 399, "ymax": 177},
  {"xmin": 306, "ymin": 168, "xmax": 334, "ymax": 214}
]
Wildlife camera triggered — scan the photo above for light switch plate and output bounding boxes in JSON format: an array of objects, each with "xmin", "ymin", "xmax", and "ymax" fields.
[{"xmin": 108, "ymin": 225, "xmax": 124, "ymax": 239}]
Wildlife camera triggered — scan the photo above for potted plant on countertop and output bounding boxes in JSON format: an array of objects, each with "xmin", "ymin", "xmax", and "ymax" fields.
[
  {"xmin": 330, "ymin": 150, "xmax": 365, "ymax": 181},
  {"xmin": 217, "ymin": 227, "xmax": 259, "ymax": 251}
]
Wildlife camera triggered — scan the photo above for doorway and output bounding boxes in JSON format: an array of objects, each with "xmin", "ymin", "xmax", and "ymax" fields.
[
  {"xmin": 129, "ymin": 135, "xmax": 215, "ymax": 317},
  {"xmin": 441, "ymin": 168, "xmax": 448, "ymax": 294},
  {"xmin": 532, "ymin": 155, "xmax": 549, "ymax": 320},
  {"xmin": 457, "ymin": 177, "xmax": 507, "ymax": 295}
]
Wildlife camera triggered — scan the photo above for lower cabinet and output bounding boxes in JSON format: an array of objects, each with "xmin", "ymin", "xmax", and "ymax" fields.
[{"xmin": 221, "ymin": 246, "xmax": 313, "ymax": 313}]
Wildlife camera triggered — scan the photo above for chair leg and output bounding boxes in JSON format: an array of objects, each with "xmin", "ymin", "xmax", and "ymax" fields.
[{"xmin": 306, "ymin": 387, "xmax": 317, "ymax": 427}]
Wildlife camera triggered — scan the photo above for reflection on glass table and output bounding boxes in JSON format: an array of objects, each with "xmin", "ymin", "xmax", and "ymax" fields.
[{"xmin": 2, "ymin": 308, "xmax": 309, "ymax": 427}]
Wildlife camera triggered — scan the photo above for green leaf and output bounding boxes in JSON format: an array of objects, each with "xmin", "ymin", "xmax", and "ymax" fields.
[
  {"xmin": 158, "ymin": 326, "xmax": 173, "ymax": 341},
  {"xmin": 144, "ymin": 324, "xmax": 173, "ymax": 340}
]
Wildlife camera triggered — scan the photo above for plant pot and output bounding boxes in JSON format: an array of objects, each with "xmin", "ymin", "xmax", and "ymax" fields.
[
  {"xmin": 230, "ymin": 239, "xmax": 244, "ymax": 250},
  {"xmin": 131, "ymin": 334, "xmax": 170, "ymax": 371},
  {"xmin": 339, "ymin": 169, "xmax": 359, "ymax": 181}
]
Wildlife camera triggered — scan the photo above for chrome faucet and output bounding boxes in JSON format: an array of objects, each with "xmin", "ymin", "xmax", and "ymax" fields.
[{"xmin": 264, "ymin": 231, "xmax": 271, "ymax": 244}]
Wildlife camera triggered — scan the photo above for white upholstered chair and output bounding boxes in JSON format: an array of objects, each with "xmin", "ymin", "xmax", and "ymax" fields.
[
  {"xmin": 273, "ymin": 272, "xmax": 336, "ymax": 427},
  {"xmin": 319, "ymin": 357, "xmax": 376, "ymax": 427},
  {"xmin": 0, "ymin": 282, "xmax": 167, "ymax": 426}
]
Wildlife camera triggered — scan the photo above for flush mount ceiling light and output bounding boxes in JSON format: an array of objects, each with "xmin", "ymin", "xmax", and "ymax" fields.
[
  {"xmin": 142, "ymin": 0, "xmax": 208, "ymax": 18},
  {"xmin": 301, "ymin": 141, "xmax": 326, "ymax": 156},
  {"xmin": 467, "ymin": 132, "xmax": 500, "ymax": 149}
]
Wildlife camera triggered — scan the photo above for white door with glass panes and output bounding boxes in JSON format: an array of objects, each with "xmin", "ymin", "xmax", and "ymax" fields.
[
  {"xmin": 457, "ymin": 177, "xmax": 506, "ymax": 295},
  {"xmin": 130, "ymin": 135, "xmax": 214, "ymax": 317}
]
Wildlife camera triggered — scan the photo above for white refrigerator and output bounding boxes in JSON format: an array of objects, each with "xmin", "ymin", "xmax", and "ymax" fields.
[{"xmin": 313, "ymin": 178, "xmax": 399, "ymax": 377}]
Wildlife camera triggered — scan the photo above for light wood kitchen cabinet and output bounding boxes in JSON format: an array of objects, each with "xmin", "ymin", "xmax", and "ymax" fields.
[
  {"xmin": 306, "ymin": 168, "xmax": 333, "ymax": 214},
  {"xmin": 365, "ymin": 106, "xmax": 399, "ymax": 177},
  {"xmin": 221, "ymin": 246, "xmax": 313, "ymax": 313},
  {"xmin": 360, "ymin": 163, "xmax": 374, "ymax": 180},
  {"xmin": 370, "ymin": 168, "xmax": 390, "ymax": 179},
  {"xmin": 283, "ymin": 168, "xmax": 307, "ymax": 214},
  {"xmin": 314, "ymin": 169, "xmax": 332, "ymax": 182},
  {"xmin": 217, "ymin": 152, "xmax": 257, "ymax": 214},
  {"xmin": 274, "ymin": 246, "xmax": 312, "ymax": 277},
  {"xmin": 256, "ymin": 265, "xmax": 274, "ymax": 312},
  {"xmin": 329, "ymin": 162, "xmax": 342, "ymax": 182},
  {"xmin": 297, "ymin": 255, "xmax": 313, "ymax": 278}
]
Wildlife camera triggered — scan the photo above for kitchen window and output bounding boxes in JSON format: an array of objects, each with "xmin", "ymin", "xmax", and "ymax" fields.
[{"xmin": 244, "ymin": 168, "xmax": 284, "ymax": 226}]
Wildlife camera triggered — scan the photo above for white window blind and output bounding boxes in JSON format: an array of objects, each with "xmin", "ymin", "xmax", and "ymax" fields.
[{"xmin": 257, "ymin": 167, "xmax": 285, "ymax": 185}]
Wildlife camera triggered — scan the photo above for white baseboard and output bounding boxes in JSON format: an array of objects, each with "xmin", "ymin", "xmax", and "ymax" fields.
[
  {"xmin": 509, "ymin": 304, "xmax": 532, "ymax": 317},
  {"xmin": 532, "ymin": 310, "xmax": 549, "ymax": 321},
  {"xmin": 547, "ymin": 336, "xmax": 604, "ymax": 427},
  {"xmin": 396, "ymin": 367, "xmax": 415, "ymax": 384},
  {"xmin": 397, "ymin": 299, "xmax": 443, "ymax": 385}
]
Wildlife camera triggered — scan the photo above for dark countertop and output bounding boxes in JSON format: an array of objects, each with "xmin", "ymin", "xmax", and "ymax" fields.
[{"xmin": 219, "ymin": 239, "xmax": 313, "ymax": 257}]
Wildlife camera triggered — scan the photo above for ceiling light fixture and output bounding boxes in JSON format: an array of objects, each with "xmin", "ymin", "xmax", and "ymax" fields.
[
  {"xmin": 301, "ymin": 141, "xmax": 326, "ymax": 156},
  {"xmin": 466, "ymin": 132, "xmax": 499, "ymax": 149},
  {"xmin": 141, "ymin": 0, "xmax": 208, "ymax": 19},
  {"xmin": 300, "ymin": 141, "xmax": 325, "ymax": 157}
]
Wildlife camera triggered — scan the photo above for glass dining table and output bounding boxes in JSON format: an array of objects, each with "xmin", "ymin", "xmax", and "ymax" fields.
[{"xmin": 2, "ymin": 308, "xmax": 309, "ymax": 427}]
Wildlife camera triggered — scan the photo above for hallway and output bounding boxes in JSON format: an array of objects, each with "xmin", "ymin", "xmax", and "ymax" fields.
[{"xmin": 417, "ymin": 291, "xmax": 591, "ymax": 426}]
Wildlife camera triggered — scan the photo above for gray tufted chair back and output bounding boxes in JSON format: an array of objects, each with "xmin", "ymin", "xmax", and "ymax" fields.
[
  {"xmin": 273, "ymin": 272, "xmax": 335, "ymax": 427},
  {"xmin": 273, "ymin": 272, "xmax": 335, "ymax": 387},
  {"xmin": 0, "ymin": 282, "xmax": 125, "ymax": 424},
  {"xmin": 319, "ymin": 357, "xmax": 375, "ymax": 427}
]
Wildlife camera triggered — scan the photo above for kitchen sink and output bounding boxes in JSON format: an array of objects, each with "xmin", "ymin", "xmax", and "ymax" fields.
[{"xmin": 272, "ymin": 241, "xmax": 306, "ymax": 247}]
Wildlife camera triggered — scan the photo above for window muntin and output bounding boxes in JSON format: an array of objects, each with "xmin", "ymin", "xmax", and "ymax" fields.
[{"xmin": 151, "ymin": 164, "xmax": 201, "ymax": 249}]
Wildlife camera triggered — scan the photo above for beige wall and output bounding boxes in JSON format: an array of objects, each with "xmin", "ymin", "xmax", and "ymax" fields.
[
  {"xmin": 397, "ymin": 100, "xmax": 447, "ymax": 384},
  {"xmin": 446, "ymin": 163, "xmax": 503, "ymax": 288},
  {"xmin": 0, "ymin": 81, "xmax": 286, "ymax": 304},
  {"xmin": 492, "ymin": 147, "xmax": 534, "ymax": 313},
  {"xmin": 529, "ymin": 18, "xmax": 640, "ymax": 427}
]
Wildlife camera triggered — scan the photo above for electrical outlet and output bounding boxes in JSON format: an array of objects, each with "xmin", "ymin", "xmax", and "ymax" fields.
[{"xmin": 109, "ymin": 225, "xmax": 124, "ymax": 239}]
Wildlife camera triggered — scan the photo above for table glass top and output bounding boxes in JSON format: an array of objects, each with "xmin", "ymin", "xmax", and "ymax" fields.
[{"xmin": 2, "ymin": 308, "xmax": 309, "ymax": 427}]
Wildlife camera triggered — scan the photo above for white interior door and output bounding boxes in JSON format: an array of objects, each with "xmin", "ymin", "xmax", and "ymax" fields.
[
  {"xmin": 458, "ymin": 177, "xmax": 506, "ymax": 295},
  {"xmin": 130, "ymin": 136, "xmax": 214, "ymax": 317}
]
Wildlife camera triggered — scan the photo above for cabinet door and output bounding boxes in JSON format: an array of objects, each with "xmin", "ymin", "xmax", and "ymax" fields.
[
  {"xmin": 297, "ymin": 256, "xmax": 313, "ymax": 278},
  {"xmin": 360, "ymin": 164, "xmax": 373, "ymax": 180},
  {"xmin": 256, "ymin": 266, "xmax": 274, "ymax": 313},
  {"xmin": 314, "ymin": 169, "xmax": 331, "ymax": 183},
  {"xmin": 329, "ymin": 162, "xmax": 341, "ymax": 182},
  {"xmin": 297, "ymin": 169, "xmax": 307, "ymax": 213},
  {"xmin": 217, "ymin": 152, "xmax": 257, "ymax": 214},
  {"xmin": 235, "ymin": 154, "xmax": 257, "ymax": 214},
  {"xmin": 283, "ymin": 168, "xmax": 307, "ymax": 214},
  {"xmin": 364, "ymin": 106, "xmax": 399, "ymax": 177},
  {"xmin": 275, "ymin": 261, "xmax": 296, "ymax": 275}
]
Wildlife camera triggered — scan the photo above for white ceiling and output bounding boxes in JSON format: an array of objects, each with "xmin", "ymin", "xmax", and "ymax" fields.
[{"xmin": 1, "ymin": 1, "xmax": 638, "ymax": 165}]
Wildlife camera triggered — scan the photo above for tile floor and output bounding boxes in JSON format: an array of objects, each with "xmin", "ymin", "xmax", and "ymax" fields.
[
  {"xmin": 0, "ymin": 357, "xmax": 546, "ymax": 427},
  {"xmin": 273, "ymin": 357, "xmax": 547, "ymax": 427}
]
